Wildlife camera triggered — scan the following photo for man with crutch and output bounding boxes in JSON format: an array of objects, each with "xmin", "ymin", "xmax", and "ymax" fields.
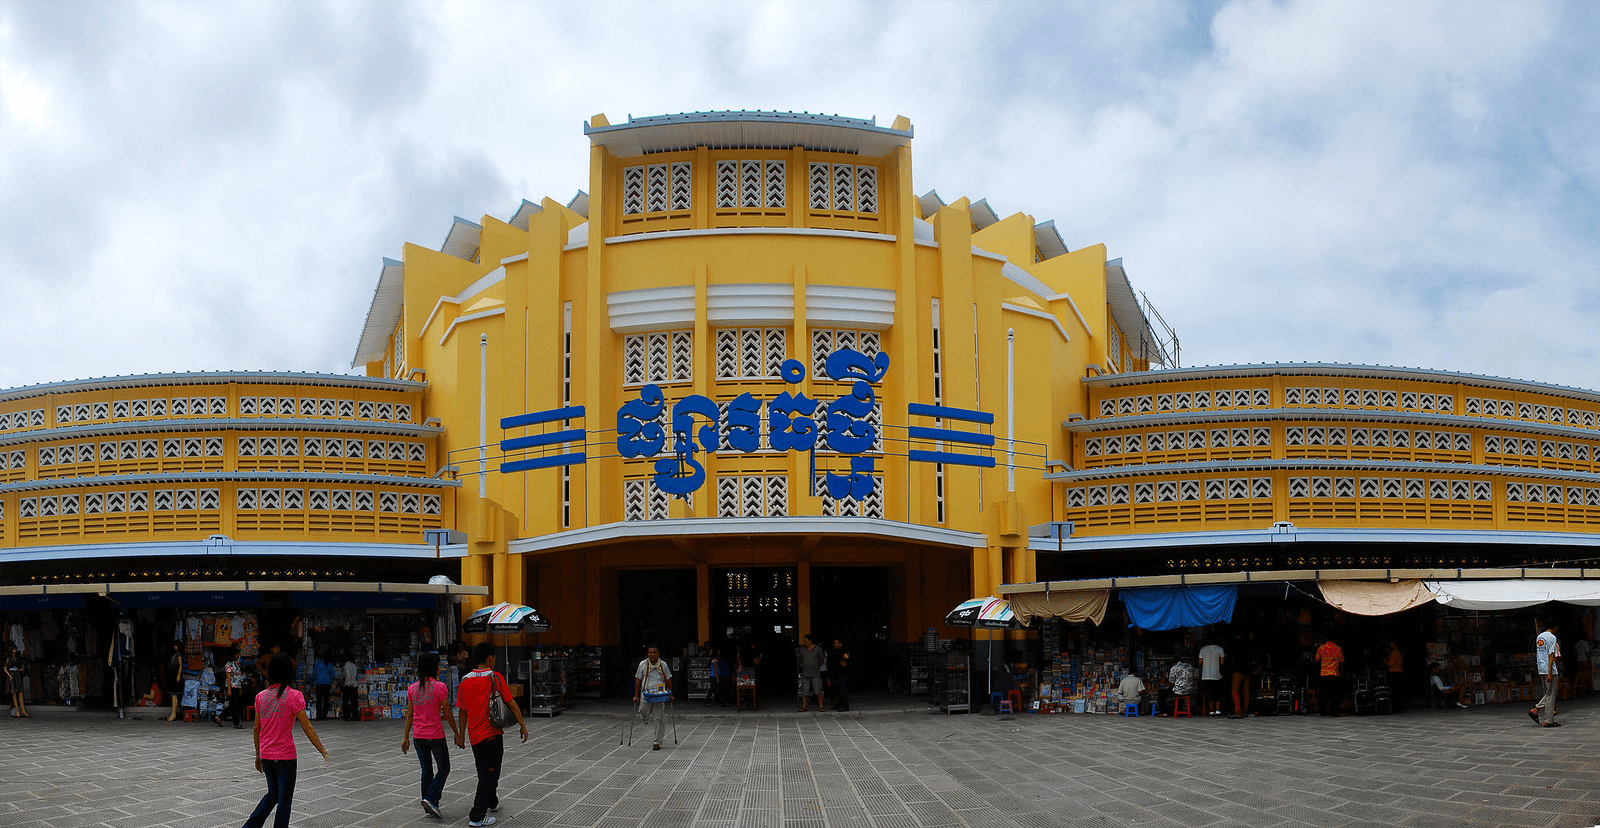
[{"xmin": 632, "ymin": 646, "xmax": 674, "ymax": 750}]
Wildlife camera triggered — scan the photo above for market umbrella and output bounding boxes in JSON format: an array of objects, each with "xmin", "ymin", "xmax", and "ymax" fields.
[
  {"xmin": 463, "ymin": 602, "xmax": 552, "ymax": 695},
  {"xmin": 945, "ymin": 597, "xmax": 1021, "ymax": 701},
  {"xmin": 946, "ymin": 597, "xmax": 1019, "ymax": 630},
  {"xmin": 463, "ymin": 602, "xmax": 551, "ymax": 634}
]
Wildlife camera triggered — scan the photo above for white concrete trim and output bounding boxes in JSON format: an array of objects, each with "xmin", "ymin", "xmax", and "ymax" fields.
[
  {"xmin": 440, "ymin": 308, "xmax": 505, "ymax": 347},
  {"xmin": 0, "ymin": 418, "xmax": 442, "ymax": 448},
  {"xmin": 508, "ymin": 516, "xmax": 987, "ymax": 555},
  {"xmin": 1044, "ymin": 457, "xmax": 1600, "ymax": 484},
  {"xmin": 1026, "ymin": 527, "xmax": 1600, "ymax": 553},
  {"xmin": 2, "ymin": 372, "xmax": 422, "ymax": 404},
  {"xmin": 806, "ymin": 284, "xmax": 896, "ymax": 330},
  {"xmin": 420, "ymin": 267, "xmax": 507, "ymax": 340},
  {"xmin": 970, "ymin": 245, "xmax": 1006, "ymax": 262},
  {"xmin": 1085, "ymin": 363, "xmax": 1600, "ymax": 402},
  {"xmin": 607, "ymin": 285, "xmax": 697, "ymax": 333},
  {"xmin": 1047, "ymin": 292, "xmax": 1094, "ymax": 338},
  {"xmin": 1001, "ymin": 303, "xmax": 1070, "ymax": 343},
  {"xmin": 499, "ymin": 253, "xmax": 529, "ymax": 265},
  {"xmin": 1061, "ymin": 407, "xmax": 1600, "ymax": 441},
  {"xmin": 1001, "ymin": 261, "xmax": 1053, "ymax": 299},
  {"xmin": 606, "ymin": 227, "xmax": 898, "ymax": 245},
  {"xmin": 0, "ymin": 539, "xmax": 473, "ymax": 565},
  {"xmin": 0, "ymin": 469, "xmax": 463, "ymax": 493},
  {"xmin": 706, "ymin": 283, "xmax": 796, "ymax": 326}
]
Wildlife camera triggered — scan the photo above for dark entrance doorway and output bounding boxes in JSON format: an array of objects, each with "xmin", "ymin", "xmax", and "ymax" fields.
[
  {"xmin": 711, "ymin": 567, "xmax": 797, "ymax": 698},
  {"xmin": 617, "ymin": 569, "xmax": 697, "ymax": 695},
  {"xmin": 810, "ymin": 566, "xmax": 892, "ymax": 693}
]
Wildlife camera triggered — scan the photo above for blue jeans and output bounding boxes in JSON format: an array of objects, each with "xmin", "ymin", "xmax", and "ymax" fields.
[
  {"xmin": 470, "ymin": 735, "xmax": 503, "ymax": 822},
  {"xmin": 415, "ymin": 738, "xmax": 450, "ymax": 805},
  {"xmin": 242, "ymin": 758, "xmax": 296, "ymax": 828}
]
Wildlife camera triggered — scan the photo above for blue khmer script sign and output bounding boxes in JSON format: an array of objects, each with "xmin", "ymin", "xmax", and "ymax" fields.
[{"xmin": 617, "ymin": 348, "xmax": 889, "ymax": 502}]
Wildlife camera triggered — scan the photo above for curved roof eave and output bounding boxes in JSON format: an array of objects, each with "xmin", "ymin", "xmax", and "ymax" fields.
[
  {"xmin": 351, "ymin": 258, "xmax": 406, "ymax": 368},
  {"xmin": 1086, "ymin": 363, "xmax": 1600, "ymax": 403},
  {"xmin": 2, "ymin": 370, "xmax": 423, "ymax": 403},
  {"xmin": 584, "ymin": 111, "xmax": 913, "ymax": 158}
]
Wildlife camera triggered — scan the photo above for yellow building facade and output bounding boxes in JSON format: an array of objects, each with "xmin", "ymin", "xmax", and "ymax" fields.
[
  {"xmin": 6, "ymin": 110, "xmax": 1596, "ymax": 696},
  {"xmin": 345, "ymin": 111, "xmax": 1179, "ymax": 683}
]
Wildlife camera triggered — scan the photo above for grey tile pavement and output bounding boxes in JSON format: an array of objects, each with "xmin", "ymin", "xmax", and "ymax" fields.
[{"xmin": 0, "ymin": 697, "xmax": 1597, "ymax": 827}]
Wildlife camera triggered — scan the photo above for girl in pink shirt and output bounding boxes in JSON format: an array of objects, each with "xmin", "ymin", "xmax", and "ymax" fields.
[
  {"xmin": 402, "ymin": 652, "xmax": 462, "ymax": 819},
  {"xmin": 243, "ymin": 653, "xmax": 329, "ymax": 828}
]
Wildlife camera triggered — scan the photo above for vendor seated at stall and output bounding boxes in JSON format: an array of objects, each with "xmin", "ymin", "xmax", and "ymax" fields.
[
  {"xmin": 1117, "ymin": 670, "xmax": 1150, "ymax": 715},
  {"xmin": 1162, "ymin": 659, "xmax": 1198, "ymax": 715},
  {"xmin": 1427, "ymin": 664, "xmax": 1470, "ymax": 709}
]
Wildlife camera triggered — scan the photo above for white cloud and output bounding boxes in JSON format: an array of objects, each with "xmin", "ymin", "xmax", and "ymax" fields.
[{"xmin": 1, "ymin": 0, "xmax": 1596, "ymax": 390}]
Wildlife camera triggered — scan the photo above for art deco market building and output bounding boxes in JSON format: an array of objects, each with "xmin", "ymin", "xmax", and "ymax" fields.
[{"xmin": 3, "ymin": 110, "xmax": 1597, "ymax": 700}]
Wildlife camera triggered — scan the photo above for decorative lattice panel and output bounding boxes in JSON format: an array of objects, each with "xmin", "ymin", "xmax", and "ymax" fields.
[
  {"xmin": 623, "ymin": 166, "xmax": 645, "ymax": 215},
  {"xmin": 646, "ymin": 165, "xmax": 668, "ymax": 213}
]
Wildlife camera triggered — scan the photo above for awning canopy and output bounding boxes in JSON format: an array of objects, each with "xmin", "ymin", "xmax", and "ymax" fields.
[
  {"xmin": 1318, "ymin": 579, "xmax": 1435, "ymax": 616},
  {"xmin": 1007, "ymin": 590, "xmax": 1109, "ymax": 626},
  {"xmin": 1122, "ymin": 585, "xmax": 1237, "ymax": 631},
  {"xmin": 1425, "ymin": 579, "xmax": 1600, "ymax": 610}
]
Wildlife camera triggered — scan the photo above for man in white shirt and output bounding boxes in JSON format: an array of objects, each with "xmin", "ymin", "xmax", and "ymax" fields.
[
  {"xmin": 632, "ymin": 646, "xmax": 673, "ymax": 750},
  {"xmin": 1530, "ymin": 621, "xmax": 1560, "ymax": 727},
  {"xmin": 1198, "ymin": 641, "xmax": 1226, "ymax": 716}
]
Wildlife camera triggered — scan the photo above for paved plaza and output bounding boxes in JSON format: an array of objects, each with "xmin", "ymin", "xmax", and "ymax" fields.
[{"xmin": 1, "ymin": 696, "xmax": 1597, "ymax": 828}]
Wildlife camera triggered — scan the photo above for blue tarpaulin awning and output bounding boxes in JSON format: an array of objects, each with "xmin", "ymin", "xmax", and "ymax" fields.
[{"xmin": 1121, "ymin": 584, "xmax": 1238, "ymax": 631}]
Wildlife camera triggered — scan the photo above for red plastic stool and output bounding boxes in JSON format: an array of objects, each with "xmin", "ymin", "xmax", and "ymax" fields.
[
  {"xmin": 1173, "ymin": 695, "xmax": 1192, "ymax": 718},
  {"xmin": 182, "ymin": 709, "xmax": 198, "ymax": 722},
  {"xmin": 1005, "ymin": 690, "xmax": 1021, "ymax": 712},
  {"xmin": 360, "ymin": 707, "xmax": 376, "ymax": 722},
  {"xmin": 244, "ymin": 706, "xmax": 256, "ymax": 722}
]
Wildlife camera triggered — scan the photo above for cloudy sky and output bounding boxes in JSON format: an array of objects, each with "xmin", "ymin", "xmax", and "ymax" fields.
[{"xmin": 2, "ymin": 0, "xmax": 1596, "ymax": 391}]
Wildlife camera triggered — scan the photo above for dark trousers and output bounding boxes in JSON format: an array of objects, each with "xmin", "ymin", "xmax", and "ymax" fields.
[
  {"xmin": 415, "ymin": 737, "xmax": 450, "ymax": 805},
  {"xmin": 833, "ymin": 675, "xmax": 850, "ymax": 709},
  {"xmin": 469, "ymin": 735, "xmax": 503, "ymax": 821},
  {"xmin": 1318, "ymin": 675, "xmax": 1343, "ymax": 716},
  {"xmin": 242, "ymin": 758, "xmax": 297, "ymax": 828},
  {"xmin": 341, "ymin": 686, "xmax": 358, "ymax": 720},
  {"xmin": 314, "ymin": 684, "xmax": 331, "ymax": 720},
  {"xmin": 227, "ymin": 688, "xmax": 244, "ymax": 726}
]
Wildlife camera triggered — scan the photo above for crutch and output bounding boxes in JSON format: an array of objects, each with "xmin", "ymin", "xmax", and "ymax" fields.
[
  {"xmin": 621, "ymin": 700, "xmax": 636, "ymax": 745},
  {"xmin": 668, "ymin": 699, "xmax": 679, "ymax": 745}
]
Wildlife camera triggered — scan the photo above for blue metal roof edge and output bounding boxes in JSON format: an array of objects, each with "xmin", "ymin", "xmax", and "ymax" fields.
[
  {"xmin": 1084, "ymin": 362, "xmax": 1600, "ymax": 400},
  {"xmin": 584, "ymin": 110, "xmax": 913, "ymax": 139},
  {"xmin": 2, "ymin": 371, "xmax": 426, "ymax": 402}
]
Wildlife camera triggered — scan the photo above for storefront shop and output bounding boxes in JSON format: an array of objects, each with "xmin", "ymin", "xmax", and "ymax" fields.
[
  {"xmin": 987, "ymin": 570, "xmax": 1599, "ymax": 716},
  {"xmin": 0, "ymin": 579, "xmax": 486, "ymax": 717}
]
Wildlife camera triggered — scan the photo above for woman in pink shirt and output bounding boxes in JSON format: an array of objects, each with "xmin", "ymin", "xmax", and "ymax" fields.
[
  {"xmin": 243, "ymin": 653, "xmax": 329, "ymax": 828},
  {"xmin": 402, "ymin": 651, "xmax": 462, "ymax": 819}
]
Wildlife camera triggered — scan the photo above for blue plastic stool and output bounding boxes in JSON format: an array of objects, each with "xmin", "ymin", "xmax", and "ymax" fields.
[
  {"xmin": 1123, "ymin": 702, "xmax": 1140, "ymax": 717},
  {"xmin": 998, "ymin": 699, "xmax": 1014, "ymax": 714}
]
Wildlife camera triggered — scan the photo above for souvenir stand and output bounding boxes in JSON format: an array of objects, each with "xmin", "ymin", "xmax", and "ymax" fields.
[
  {"xmin": 575, "ymin": 646, "xmax": 604, "ymax": 699},
  {"xmin": 907, "ymin": 631, "xmax": 931, "ymax": 695},
  {"xmin": 686, "ymin": 643, "xmax": 712, "ymax": 701},
  {"xmin": 944, "ymin": 596, "xmax": 1020, "ymax": 714}
]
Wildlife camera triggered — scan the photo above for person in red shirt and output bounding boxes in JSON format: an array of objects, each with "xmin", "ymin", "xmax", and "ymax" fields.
[
  {"xmin": 243, "ymin": 653, "xmax": 329, "ymax": 828},
  {"xmin": 1314, "ymin": 636, "xmax": 1346, "ymax": 717},
  {"xmin": 455, "ymin": 642, "xmax": 527, "ymax": 827}
]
